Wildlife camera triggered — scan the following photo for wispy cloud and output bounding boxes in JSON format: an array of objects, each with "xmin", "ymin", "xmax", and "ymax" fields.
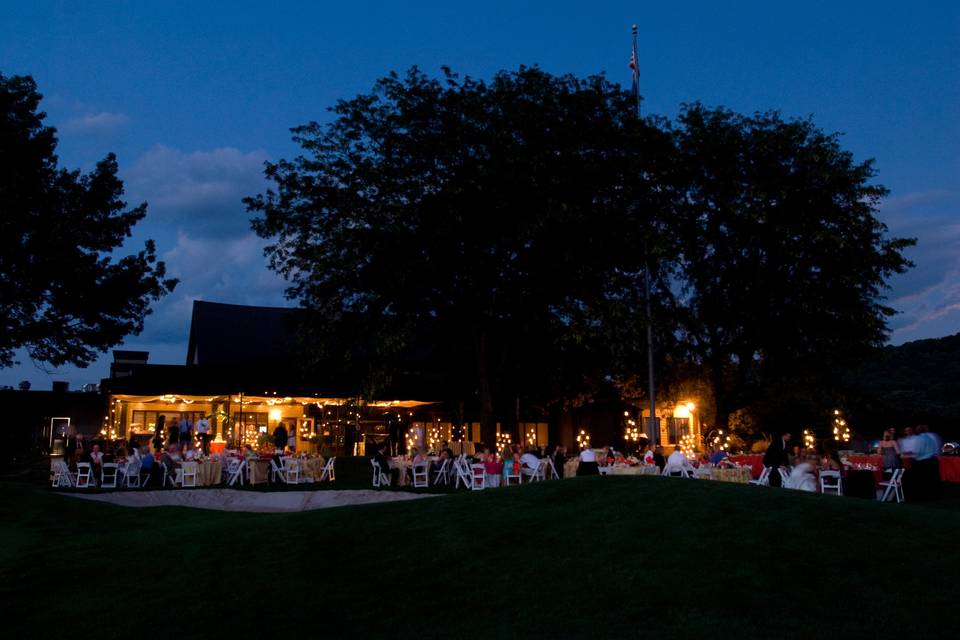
[
  {"xmin": 61, "ymin": 110, "xmax": 130, "ymax": 134},
  {"xmin": 124, "ymin": 145, "xmax": 269, "ymax": 237}
]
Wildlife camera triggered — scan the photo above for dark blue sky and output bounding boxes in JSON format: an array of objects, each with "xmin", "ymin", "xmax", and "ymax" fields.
[{"xmin": 1, "ymin": 0, "xmax": 958, "ymax": 388}]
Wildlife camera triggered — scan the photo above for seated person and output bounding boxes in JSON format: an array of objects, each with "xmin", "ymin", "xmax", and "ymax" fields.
[
  {"xmin": 373, "ymin": 445, "xmax": 395, "ymax": 486},
  {"xmin": 663, "ymin": 447, "xmax": 693, "ymax": 475},
  {"xmin": 577, "ymin": 447, "xmax": 599, "ymax": 476},
  {"xmin": 519, "ymin": 448, "xmax": 541, "ymax": 474},
  {"xmin": 139, "ymin": 449, "xmax": 156, "ymax": 484},
  {"xmin": 787, "ymin": 458, "xmax": 818, "ymax": 492},
  {"xmin": 708, "ymin": 446, "xmax": 728, "ymax": 465},
  {"xmin": 159, "ymin": 445, "xmax": 181, "ymax": 485},
  {"xmin": 183, "ymin": 444, "xmax": 199, "ymax": 461},
  {"xmin": 243, "ymin": 444, "xmax": 258, "ymax": 460},
  {"xmin": 821, "ymin": 449, "xmax": 843, "ymax": 471}
]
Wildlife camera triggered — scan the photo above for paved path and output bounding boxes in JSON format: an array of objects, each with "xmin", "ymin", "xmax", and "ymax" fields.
[{"xmin": 58, "ymin": 488, "xmax": 438, "ymax": 513}]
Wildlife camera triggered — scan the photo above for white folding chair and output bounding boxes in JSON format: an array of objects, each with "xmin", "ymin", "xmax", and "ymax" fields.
[
  {"xmin": 181, "ymin": 461, "xmax": 198, "ymax": 488},
  {"xmin": 75, "ymin": 462, "xmax": 94, "ymax": 488},
  {"xmin": 662, "ymin": 466, "xmax": 690, "ymax": 478},
  {"xmin": 411, "ymin": 462, "xmax": 429, "ymax": 488},
  {"xmin": 226, "ymin": 458, "xmax": 246, "ymax": 486},
  {"xmin": 545, "ymin": 458, "xmax": 560, "ymax": 480},
  {"xmin": 503, "ymin": 464, "xmax": 522, "ymax": 486},
  {"xmin": 520, "ymin": 460, "xmax": 543, "ymax": 483},
  {"xmin": 270, "ymin": 458, "xmax": 287, "ymax": 484},
  {"xmin": 470, "ymin": 464, "xmax": 486, "ymax": 491},
  {"xmin": 749, "ymin": 466, "xmax": 771, "ymax": 487},
  {"xmin": 878, "ymin": 468, "xmax": 904, "ymax": 503},
  {"xmin": 281, "ymin": 458, "xmax": 301, "ymax": 484},
  {"xmin": 371, "ymin": 460, "xmax": 390, "ymax": 487},
  {"xmin": 819, "ymin": 470, "xmax": 843, "ymax": 496},
  {"xmin": 431, "ymin": 459, "xmax": 451, "ymax": 486},
  {"xmin": 318, "ymin": 457, "xmax": 336, "ymax": 482},
  {"xmin": 101, "ymin": 462, "xmax": 119, "ymax": 488},
  {"xmin": 161, "ymin": 462, "xmax": 180, "ymax": 487},
  {"xmin": 52, "ymin": 460, "xmax": 75, "ymax": 487},
  {"xmin": 778, "ymin": 467, "xmax": 792, "ymax": 488},
  {"xmin": 453, "ymin": 459, "xmax": 473, "ymax": 489},
  {"xmin": 124, "ymin": 460, "xmax": 142, "ymax": 488}
]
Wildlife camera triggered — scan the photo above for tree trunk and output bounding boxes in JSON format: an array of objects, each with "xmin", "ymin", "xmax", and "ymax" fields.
[{"xmin": 477, "ymin": 330, "xmax": 497, "ymax": 448}]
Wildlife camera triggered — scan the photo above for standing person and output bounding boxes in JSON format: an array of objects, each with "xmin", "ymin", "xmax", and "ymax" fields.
[
  {"xmin": 913, "ymin": 424, "xmax": 942, "ymax": 500},
  {"xmin": 178, "ymin": 415, "xmax": 193, "ymax": 452},
  {"xmin": 763, "ymin": 432, "xmax": 792, "ymax": 487},
  {"xmin": 878, "ymin": 429, "xmax": 901, "ymax": 472},
  {"xmin": 272, "ymin": 422, "xmax": 288, "ymax": 454},
  {"xmin": 195, "ymin": 415, "xmax": 210, "ymax": 455},
  {"xmin": 553, "ymin": 445, "xmax": 567, "ymax": 479}
]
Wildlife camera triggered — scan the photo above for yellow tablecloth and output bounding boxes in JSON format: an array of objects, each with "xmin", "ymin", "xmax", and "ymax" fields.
[
  {"xmin": 563, "ymin": 458, "xmax": 580, "ymax": 478},
  {"xmin": 297, "ymin": 457, "xmax": 324, "ymax": 482},
  {"xmin": 247, "ymin": 459, "xmax": 270, "ymax": 485},
  {"xmin": 196, "ymin": 461, "xmax": 222, "ymax": 486},
  {"xmin": 609, "ymin": 464, "xmax": 660, "ymax": 476},
  {"xmin": 710, "ymin": 466, "xmax": 753, "ymax": 483}
]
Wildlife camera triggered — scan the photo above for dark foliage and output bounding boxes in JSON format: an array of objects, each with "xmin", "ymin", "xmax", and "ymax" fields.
[{"xmin": 0, "ymin": 73, "xmax": 176, "ymax": 368}]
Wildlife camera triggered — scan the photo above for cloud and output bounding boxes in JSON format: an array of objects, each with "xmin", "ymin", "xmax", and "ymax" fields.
[
  {"xmin": 882, "ymin": 190, "xmax": 960, "ymax": 343},
  {"xmin": 124, "ymin": 145, "xmax": 270, "ymax": 237},
  {"xmin": 61, "ymin": 110, "xmax": 130, "ymax": 134},
  {"xmin": 127, "ymin": 230, "xmax": 290, "ymax": 352}
]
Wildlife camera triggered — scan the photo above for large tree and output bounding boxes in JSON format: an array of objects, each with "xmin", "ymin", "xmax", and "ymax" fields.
[
  {"xmin": 0, "ymin": 73, "xmax": 176, "ymax": 368},
  {"xmin": 247, "ymin": 66, "xmax": 675, "ymax": 443},
  {"xmin": 668, "ymin": 104, "xmax": 914, "ymax": 430}
]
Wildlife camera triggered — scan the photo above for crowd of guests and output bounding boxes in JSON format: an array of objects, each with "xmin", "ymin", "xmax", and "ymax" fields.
[{"xmin": 760, "ymin": 424, "xmax": 944, "ymax": 499}]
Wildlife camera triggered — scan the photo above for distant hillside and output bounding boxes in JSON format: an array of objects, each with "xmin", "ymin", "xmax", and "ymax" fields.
[{"xmin": 847, "ymin": 333, "xmax": 960, "ymax": 436}]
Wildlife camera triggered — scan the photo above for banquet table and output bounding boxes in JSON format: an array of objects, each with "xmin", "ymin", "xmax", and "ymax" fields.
[
  {"xmin": 709, "ymin": 466, "xmax": 754, "ymax": 483},
  {"xmin": 295, "ymin": 457, "xmax": 324, "ymax": 482},
  {"xmin": 390, "ymin": 458, "xmax": 414, "ymax": 486},
  {"xmin": 939, "ymin": 456, "xmax": 960, "ymax": 482},
  {"xmin": 728, "ymin": 455, "xmax": 764, "ymax": 478},
  {"xmin": 196, "ymin": 460, "xmax": 222, "ymax": 486},
  {"xmin": 247, "ymin": 459, "xmax": 270, "ymax": 485},
  {"xmin": 609, "ymin": 464, "xmax": 659, "ymax": 476}
]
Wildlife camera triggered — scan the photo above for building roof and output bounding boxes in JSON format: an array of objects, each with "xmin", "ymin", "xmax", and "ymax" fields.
[{"xmin": 186, "ymin": 300, "xmax": 299, "ymax": 367}]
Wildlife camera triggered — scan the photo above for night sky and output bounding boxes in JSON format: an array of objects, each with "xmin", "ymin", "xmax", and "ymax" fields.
[{"xmin": 1, "ymin": 0, "xmax": 957, "ymax": 389}]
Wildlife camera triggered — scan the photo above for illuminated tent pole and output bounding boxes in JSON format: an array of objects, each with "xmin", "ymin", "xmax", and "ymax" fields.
[{"xmin": 631, "ymin": 24, "xmax": 658, "ymax": 445}]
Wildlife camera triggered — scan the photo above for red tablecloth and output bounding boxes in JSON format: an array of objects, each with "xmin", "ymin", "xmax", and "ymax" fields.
[
  {"xmin": 940, "ymin": 456, "xmax": 960, "ymax": 482},
  {"xmin": 728, "ymin": 454, "xmax": 764, "ymax": 478},
  {"xmin": 210, "ymin": 441, "xmax": 226, "ymax": 454}
]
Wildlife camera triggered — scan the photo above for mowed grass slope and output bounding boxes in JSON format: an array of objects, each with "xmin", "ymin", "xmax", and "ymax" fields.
[{"xmin": 2, "ymin": 477, "xmax": 957, "ymax": 639}]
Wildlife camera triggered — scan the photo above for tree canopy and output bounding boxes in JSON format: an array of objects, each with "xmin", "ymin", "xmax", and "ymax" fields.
[
  {"xmin": 248, "ymin": 66, "xmax": 914, "ymax": 439},
  {"xmin": 0, "ymin": 73, "xmax": 176, "ymax": 368},
  {"xmin": 668, "ymin": 104, "xmax": 914, "ymax": 430}
]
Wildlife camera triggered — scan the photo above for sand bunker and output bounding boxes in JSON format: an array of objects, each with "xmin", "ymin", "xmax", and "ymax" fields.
[{"xmin": 59, "ymin": 488, "xmax": 439, "ymax": 513}]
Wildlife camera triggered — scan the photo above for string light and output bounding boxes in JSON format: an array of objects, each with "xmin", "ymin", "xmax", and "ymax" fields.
[
  {"xmin": 833, "ymin": 410, "xmax": 850, "ymax": 443},
  {"xmin": 576, "ymin": 429, "xmax": 590, "ymax": 449},
  {"xmin": 803, "ymin": 428, "xmax": 816, "ymax": 449}
]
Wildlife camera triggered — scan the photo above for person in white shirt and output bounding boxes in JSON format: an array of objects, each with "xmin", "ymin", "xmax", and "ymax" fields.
[
  {"xmin": 577, "ymin": 447, "xmax": 598, "ymax": 476},
  {"xmin": 519, "ymin": 449, "xmax": 541, "ymax": 477},
  {"xmin": 663, "ymin": 447, "xmax": 693, "ymax": 476}
]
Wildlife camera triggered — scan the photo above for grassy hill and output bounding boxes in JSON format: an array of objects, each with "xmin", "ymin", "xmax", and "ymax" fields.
[{"xmin": 3, "ymin": 478, "xmax": 959, "ymax": 639}]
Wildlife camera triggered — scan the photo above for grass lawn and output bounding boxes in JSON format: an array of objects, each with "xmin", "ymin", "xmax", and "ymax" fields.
[{"xmin": 2, "ymin": 475, "xmax": 959, "ymax": 639}]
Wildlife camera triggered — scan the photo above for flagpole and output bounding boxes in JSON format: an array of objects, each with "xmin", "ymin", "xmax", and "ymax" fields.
[{"xmin": 632, "ymin": 24, "xmax": 657, "ymax": 446}]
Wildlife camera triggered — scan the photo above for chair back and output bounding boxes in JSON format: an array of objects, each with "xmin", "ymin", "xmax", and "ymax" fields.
[
  {"xmin": 181, "ymin": 461, "xmax": 199, "ymax": 487},
  {"xmin": 124, "ymin": 460, "xmax": 142, "ymax": 487},
  {"xmin": 101, "ymin": 462, "xmax": 119, "ymax": 488},
  {"xmin": 320, "ymin": 457, "xmax": 336, "ymax": 482},
  {"xmin": 819, "ymin": 469, "xmax": 842, "ymax": 496},
  {"xmin": 76, "ymin": 462, "xmax": 93, "ymax": 488},
  {"xmin": 470, "ymin": 464, "xmax": 486, "ymax": 491}
]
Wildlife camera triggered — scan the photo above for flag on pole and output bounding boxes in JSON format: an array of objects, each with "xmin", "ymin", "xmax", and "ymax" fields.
[{"xmin": 629, "ymin": 26, "xmax": 640, "ymax": 98}]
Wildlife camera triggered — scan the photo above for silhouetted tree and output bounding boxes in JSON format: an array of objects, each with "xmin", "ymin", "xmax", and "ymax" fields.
[
  {"xmin": 0, "ymin": 73, "xmax": 177, "ymax": 368},
  {"xmin": 669, "ymin": 104, "xmax": 914, "ymax": 428},
  {"xmin": 247, "ymin": 66, "xmax": 675, "ymax": 444}
]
